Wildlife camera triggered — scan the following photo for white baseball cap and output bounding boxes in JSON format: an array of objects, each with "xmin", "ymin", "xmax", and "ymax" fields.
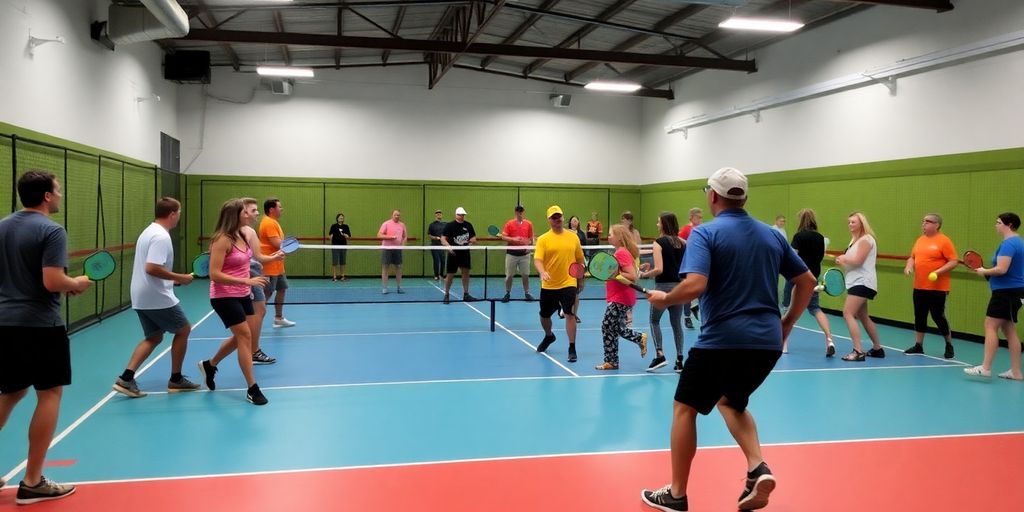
[
  {"xmin": 455, "ymin": 207, "xmax": 467, "ymax": 215},
  {"xmin": 707, "ymin": 167, "xmax": 748, "ymax": 200}
]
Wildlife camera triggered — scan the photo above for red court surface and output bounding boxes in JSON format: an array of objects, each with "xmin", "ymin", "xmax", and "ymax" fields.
[{"xmin": 3, "ymin": 432, "xmax": 1019, "ymax": 511}]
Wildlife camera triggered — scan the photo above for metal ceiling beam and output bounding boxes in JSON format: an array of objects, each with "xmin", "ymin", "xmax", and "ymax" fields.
[
  {"xmin": 194, "ymin": 0, "xmax": 240, "ymax": 71},
  {"xmin": 428, "ymin": 1, "xmax": 506, "ymax": 88},
  {"xmin": 521, "ymin": 0, "xmax": 640, "ymax": 78},
  {"xmin": 382, "ymin": 6, "xmax": 407, "ymax": 64},
  {"xmin": 180, "ymin": 29, "xmax": 757, "ymax": 70},
  {"xmin": 451, "ymin": 64, "xmax": 673, "ymax": 99},
  {"xmin": 564, "ymin": 4, "xmax": 707, "ymax": 83},
  {"xmin": 480, "ymin": 0, "xmax": 560, "ymax": 69},
  {"xmin": 505, "ymin": 2, "xmax": 702, "ymax": 44},
  {"xmin": 272, "ymin": 11, "xmax": 291, "ymax": 66},
  {"xmin": 822, "ymin": 0, "xmax": 953, "ymax": 12},
  {"xmin": 335, "ymin": 7, "xmax": 343, "ymax": 68},
  {"xmin": 184, "ymin": 0, "xmax": 473, "ymax": 12}
]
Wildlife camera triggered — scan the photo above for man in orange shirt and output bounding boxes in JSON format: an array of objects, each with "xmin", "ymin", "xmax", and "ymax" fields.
[
  {"xmin": 259, "ymin": 198, "xmax": 296, "ymax": 328},
  {"xmin": 903, "ymin": 213, "xmax": 958, "ymax": 358}
]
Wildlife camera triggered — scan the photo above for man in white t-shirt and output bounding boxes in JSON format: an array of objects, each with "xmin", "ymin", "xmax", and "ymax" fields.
[{"xmin": 112, "ymin": 198, "xmax": 200, "ymax": 397}]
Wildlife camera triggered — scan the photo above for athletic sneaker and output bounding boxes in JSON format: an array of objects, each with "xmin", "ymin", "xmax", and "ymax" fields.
[
  {"xmin": 673, "ymin": 357, "xmax": 683, "ymax": 372},
  {"xmin": 252, "ymin": 349, "xmax": 277, "ymax": 365},
  {"xmin": 501, "ymin": 292, "xmax": 511, "ymax": 303},
  {"xmin": 595, "ymin": 362, "xmax": 619, "ymax": 370},
  {"xmin": 167, "ymin": 376, "xmax": 200, "ymax": 393},
  {"xmin": 647, "ymin": 355, "xmax": 667, "ymax": 372},
  {"xmin": 684, "ymin": 317, "xmax": 694, "ymax": 329},
  {"xmin": 964, "ymin": 365, "xmax": 991, "ymax": 377},
  {"xmin": 246, "ymin": 384, "xmax": 269, "ymax": 406},
  {"xmin": 524, "ymin": 293, "xmax": 535, "ymax": 301},
  {"xmin": 641, "ymin": 484, "xmax": 688, "ymax": 511},
  {"xmin": 382, "ymin": 288, "xmax": 389, "ymax": 295},
  {"xmin": 826, "ymin": 343, "xmax": 836, "ymax": 358},
  {"xmin": 997, "ymin": 370, "xmax": 1023, "ymax": 381},
  {"xmin": 112, "ymin": 377, "xmax": 146, "ymax": 398},
  {"xmin": 568, "ymin": 345, "xmax": 577, "ymax": 363},
  {"xmin": 866, "ymin": 347, "xmax": 886, "ymax": 358},
  {"xmin": 463, "ymin": 293, "xmax": 478, "ymax": 302},
  {"xmin": 737, "ymin": 462, "xmax": 776, "ymax": 510},
  {"xmin": 639, "ymin": 332, "xmax": 649, "ymax": 358},
  {"xmin": 273, "ymin": 317, "xmax": 296, "ymax": 328},
  {"xmin": 198, "ymin": 360, "xmax": 218, "ymax": 390},
  {"xmin": 944, "ymin": 343, "xmax": 955, "ymax": 359},
  {"xmin": 15, "ymin": 476, "xmax": 75, "ymax": 505},
  {"xmin": 537, "ymin": 334, "xmax": 556, "ymax": 353},
  {"xmin": 397, "ymin": 288, "xmax": 405, "ymax": 294},
  {"xmin": 904, "ymin": 344, "xmax": 924, "ymax": 355},
  {"xmin": 443, "ymin": 294, "xmax": 450, "ymax": 304}
]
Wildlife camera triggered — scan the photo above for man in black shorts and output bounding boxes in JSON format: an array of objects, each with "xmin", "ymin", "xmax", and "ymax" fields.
[
  {"xmin": 0, "ymin": 171, "xmax": 91, "ymax": 504},
  {"xmin": 441, "ymin": 207, "xmax": 477, "ymax": 304},
  {"xmin": 533, "ymin": 206, "xmax": 584, "ymax": 362},
  {"xmin": 641, "ymin": 168, "xmax": 816, "ymax": 511}
]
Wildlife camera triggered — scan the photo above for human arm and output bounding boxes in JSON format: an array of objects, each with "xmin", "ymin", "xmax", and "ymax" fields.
[
  {"xmin": 42, "ymin": 268, "xmax": 91, "ymax": 294},
  {"xmin": 642, "ymin": 242, "xmax": 664, "ymax": 279},
  {"xmin": 978, "ymin": 255, "xmax": 1013, "ymax": 277},
  {"xmin": 244, "ymin": 226, "xmax": 283, "ymax": 264}
]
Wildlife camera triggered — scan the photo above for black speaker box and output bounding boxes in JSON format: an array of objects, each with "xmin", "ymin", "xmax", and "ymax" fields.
[{"xmin": 164, "ymin": 51, "xmax": 211, "ymax": 84}]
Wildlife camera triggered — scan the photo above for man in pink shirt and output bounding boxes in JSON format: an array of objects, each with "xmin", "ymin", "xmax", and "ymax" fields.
[{"xmin": 378, "ymin": 209, "xmax": 408, "ymax": 294}]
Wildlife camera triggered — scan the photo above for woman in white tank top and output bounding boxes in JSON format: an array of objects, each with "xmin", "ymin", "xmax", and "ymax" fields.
[{"xmin": 835, "ymin": 212, "xmax": 884, "ymax": 361}]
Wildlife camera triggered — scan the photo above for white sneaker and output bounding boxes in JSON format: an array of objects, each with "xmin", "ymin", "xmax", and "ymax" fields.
[
  {"xmin": 963, "ymin": 365, "xmax": 991, "ymax": 377},
  {"xmin": 997, "ymin": 370, "xmax": 1023, "ymax": 381},
  {"xmin": 273, "ymin": 317, "xmax": 296, "ymax": 328}
]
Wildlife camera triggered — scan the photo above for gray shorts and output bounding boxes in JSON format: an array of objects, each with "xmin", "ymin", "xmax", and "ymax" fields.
[
  {"xmin": 505, "ymin": 253, "xmax": 531, "ymax": 278},
  {"xmin": 264, "ymin": 274, "xmax": 289, "ymax": 297},
  {"xmin": 250, "ymin": 263, "xmax": 266, "ymax": 302},
  {"xmin": 381, "ymin": 249, "xmax": 403, "ymax": 266},
  {"xmin": 135, "ymin": 305, "xmax": 190, "ymax": 339}
]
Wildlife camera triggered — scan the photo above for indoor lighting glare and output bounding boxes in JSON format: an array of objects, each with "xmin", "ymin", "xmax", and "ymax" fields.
[
  {"xmin": 718, "ymin": 17, "xmax": 804, "ymax": 33},
  {"xmin": 584, "ymin": 81, "xmax": 642, "ymax": 93},
  {"xmin": 256, "ymin": 66, "xmax": 314, "ymax": 78}
]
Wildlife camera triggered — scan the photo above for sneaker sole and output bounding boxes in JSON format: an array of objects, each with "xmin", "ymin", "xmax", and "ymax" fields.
[
  {"xmin": 646, "ymin": 360, "xmax": 668, "ymax": 372},
  {"xmin": 738, "ymin": 475, "xmax": 776, "ymax": 510},
  {"xmin": 15, "ymin": 486, "xmax": 76, "ymax": 505},
  {"xmin": 111, "ymin": 383, "xmax": 146, "ymax": 398},
  {"xmin": 167, "ymin": 387, "xmax": 200, "ymax": 393},
  {"xmin": 252, "ymin": 360, "xmax": 276, "ymax": 365}
]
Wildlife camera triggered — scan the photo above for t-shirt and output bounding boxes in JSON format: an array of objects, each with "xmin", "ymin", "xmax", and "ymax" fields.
[
  {"xmin": 910, "ymin": 233, "xmax": 956, "ymax": 291},
  {"xmin": 534, "ymin": 229, "xmax": 584, "ymax": 290},
  {"xmin": 0, "ymin": 210, "xmax": 68, "ymax": 327},
  {"xmin": 502, "ymin": 219, "xmax": 534, "ymax": 256},
  {"xmin": 379, "ymin": 220, "xmax": 406, "ymax": 247},
  {"xmin": 771, "ymin": 224, "xmax": 787, "ymax": 240},
  {"xmin": 678, "ymin": 223, "xmax": 694, "ymax": 240},
  {"xmin": 680, "ymin": 209, "xmax": 807, "ymax": 350},
  {"xmin": 443, "ymin": 220, "xmax": 476, "ymax": 247},
  {"xmin": 791, "ymin": 230, "xmax": 825, "ymax": 278},
  {"xmin": 585, "ymin": 220, "xmax": 602, "ymax": 240},
  {"xmin": 428, "ymin": 220, "xmax": 446, "ymax": 246},
  {"xmin": 844, "ymin": 235, "xmax": 877, "ymax": 291},
  {"xmin": 131, "ymin": 222, "xmax": 179, "ymax": 310},
  {"xmin": 258, "ymin": 216, "xmax": 285, "ymax": 276},
  {"xmin": 654, "ymin": 236, "xmax": 683, "ymax": 284},
  {"xmin": 606, "ymin": 247, "xmax": 638, "ymax": 306},
  {"xmin": 990, "ymin": 235, "xmax": 1024, "ymax": 290},
  {"xmin": 329, "ymin": 223, "xmax": 350, "ymax": 245}
]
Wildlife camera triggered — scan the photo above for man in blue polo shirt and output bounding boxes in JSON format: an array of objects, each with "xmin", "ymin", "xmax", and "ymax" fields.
[{"xmin": 641, "ymin": 167, "xmax": 816, "ymax": 512}]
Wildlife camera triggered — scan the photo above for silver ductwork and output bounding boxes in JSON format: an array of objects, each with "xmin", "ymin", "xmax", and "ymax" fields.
[{"xmin": 108, "ymin": 0, "xmax": 189, "ymax": 45}]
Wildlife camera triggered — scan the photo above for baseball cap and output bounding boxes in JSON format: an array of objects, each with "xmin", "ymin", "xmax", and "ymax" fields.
[
  {"xmin": 455, "ymin": 207, "xmax": 467, "ymax": 215},
  {"xmin": 707, "ymin": 167, "xmax": 748, "ymax": 200},
  {"xmin": 546, "ymin": 205, "xmax": 563, "ymax": 218},
  {"xmin": 434, "ymin": 209, "xmax": 442, "ymax": 214},
  {"xmin": 514, "ymin": 205, "xmax": 525, "ymax": 212}
]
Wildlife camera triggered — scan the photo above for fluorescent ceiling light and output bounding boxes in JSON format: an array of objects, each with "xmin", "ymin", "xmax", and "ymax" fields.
[
  {"xmin": 718, "ymin": 17, "xmax": 804, "ymax": 33},
  {"xmin": 257, "ymin": 66, "xmax": 314, "ymax": 78},
  {"xmin": 584, "ymin": 81, "xmax": 642, "ymax": 93}
]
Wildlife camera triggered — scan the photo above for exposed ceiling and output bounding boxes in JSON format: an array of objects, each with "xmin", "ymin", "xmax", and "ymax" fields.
[{"xmin": 150, "ymin": 0, "xmax": 955, "ymax": 99}]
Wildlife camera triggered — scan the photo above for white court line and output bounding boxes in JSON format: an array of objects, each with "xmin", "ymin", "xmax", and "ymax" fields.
[
  {"xmin": 35, "ymin": 429, "xmax": 1024, "ymax": 488},
  {"xmin": 427, "ymin": 280, "xmax": 579, "ymax": 377},
  {"xmin": 793, "ymin": 324, "xmax": 970, "ymax": 366},
  {"xmin": 190, "ymin": 328, "xmax": 493, "ymax": 341},
  {"xmin": 1, "ymin": 309, "xmax": 217, "ymax": 485}
]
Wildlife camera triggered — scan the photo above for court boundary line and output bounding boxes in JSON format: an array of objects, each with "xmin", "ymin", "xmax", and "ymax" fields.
[
  {"xmin": 35, "ymin": 430, "xmax": 1024, "ymax": 488},
  {"xmin": 1, "ymin": 309, "xmax": 217, "ymax": 485},
  {"xmin": 792, "ymin": 324, "xmax": 971, "ymax": 366},
  {"xmin": 191, "ymin": 328, "xmax": 494, "ymax": 341}
]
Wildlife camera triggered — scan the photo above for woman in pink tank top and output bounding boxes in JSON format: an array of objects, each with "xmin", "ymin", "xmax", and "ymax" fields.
[{"xmin": 197, "ymin": 199, "xmax": 272, "ymax": 406}]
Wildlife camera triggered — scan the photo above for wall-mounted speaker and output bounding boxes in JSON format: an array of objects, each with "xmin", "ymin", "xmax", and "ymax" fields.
[
  {"xmin": 164, "ymin": 51, "xmax": 211, "ymax": 84},
  {"xmin": 550, "ymin": 94, "xmax": 571, "ymax": 108}
]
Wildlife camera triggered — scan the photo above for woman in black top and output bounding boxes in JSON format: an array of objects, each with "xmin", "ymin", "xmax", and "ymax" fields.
[
  {"xmin": 328, "ymin": 213, "xmax": 351, "ymax": 281},
  {"xmin": 781, "ymin": 208, "xmax": 834, "ymax": 356},
  {"xmin": 639, "ymin": 212, "xmax": 685, "ymax": 372}
]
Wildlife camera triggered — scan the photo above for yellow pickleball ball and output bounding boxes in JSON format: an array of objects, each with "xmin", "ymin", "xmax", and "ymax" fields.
[{"xmin": 928, "ymin": 272, "xmax": 938, "ymax": 282}]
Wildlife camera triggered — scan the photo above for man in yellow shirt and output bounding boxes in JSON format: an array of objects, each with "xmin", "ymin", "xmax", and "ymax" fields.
[
  {"xmin": 534, "ymin": 205, "xmax": 585, "ymax": 363},
  {"xmin": 258, "ymin": 198, "xmax": 296, "ymax": 328}
]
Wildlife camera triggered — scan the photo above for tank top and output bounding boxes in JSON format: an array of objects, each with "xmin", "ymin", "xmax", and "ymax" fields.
[
  {"xmin": 210, "ymin": 238, "xmax": 253, "ymax": 298},
  {"xmin": 844, "ymin": 235, "xmax": 877, "ymax": 291},
  {"xmin": 654, "ymin": 236, "xmax": 684, "ymax": 284}
]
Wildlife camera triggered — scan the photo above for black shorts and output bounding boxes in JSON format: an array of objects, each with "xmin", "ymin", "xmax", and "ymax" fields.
[
  {"xmin": 675, "ymin": 348, "xmax": 781, "ymax": 415},
  {"xmin": 848, "ymin": 285, "xmax": 877, "ymax": 300},
  {"xmin": 446, "ymin": 250, "xmax": 471, "ymax": 273},
  {"xmin": 211, "ymin": 296, "xmax": 255, "ymax": 328},
  {"xmin": 381, "ymin": 249, "xmax": 403, "ymax": 266},
  {"xmin": 539, "ymin": 287, "xmax": 577, "ymax": 318},
  {"xmin": 0, "ymin": 326, "xmax": 72, "ymax": 393},
  {"xmin": 986, "ymin": 288, "xmax": 1024, "ymax": 322}
]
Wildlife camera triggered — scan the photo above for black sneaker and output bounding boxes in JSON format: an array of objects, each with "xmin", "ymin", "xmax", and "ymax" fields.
[
  {"xmin": 537, "ymin": 334, "xmax": 556, "ymax": 353},
  {"xmin": 944, "ymin": 343, "xmax": 955, "ymax": 359},
  {"xmin": 198, "ymin": 360, "xmax": 218, "ymax": 390},
  {"xmin": 647, "ymin": 355, "xmax": 667, "ymax": 372},
  {"xmin": 568, "ymin": 345, "xmax": 577, "ymax": 363},
  {"xmin": 463, "ymin": 293, "xmax": 478, "ymax": 302},
  {"xmin": 443, "ymin": 294, "xmax": 450, "ymax": 304},
  {"xmin": 246, "ymin": 383, "xmax": 268, "ymax": 406},
  {"xmin": 15, "ymin": 476, "xmax": 75, "ymax": 505},
  {"xmin": 904, "ymin": 344, "xmax": 924, "ymax": 355},
  {"xmin": 866, "ymin": 347, "xmax": 886, "ymax": 358},
  {"xmin": 641, "ymin": 484, "xmax": 688, "ymax": 511},
  {"xmin": 691, "ymin": 304, "xmax": 699, "ymax": 321},
  {"xmin": 737, "ymin": 462, "xmax": 776, "ymax": 510},
  {"xmin": 252, "ymin": 349, "xmax": 277, "ymax": 365},
  {"xmin": 525, "ymin": 293, "xmax": 536, "ymax": 301},
  {"xmin": 684, "ymin": 317, "xmax": 694, "ymax": 329},
  {"xmin": 673, "ymin": 357, "xmax": 683, "ymax": 372},
  {"xmin": 501, "ymin": 292, "xmax": 511, "ymax": 303}
]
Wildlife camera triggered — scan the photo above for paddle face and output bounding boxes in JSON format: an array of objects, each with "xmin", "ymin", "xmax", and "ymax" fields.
[
  {"xmin": 84, "ymin": 251, "xmax": 116, "ymax": 281},
  {"xmin": 588, "ymin": 251, "xmax": 619, "ymax": 281},
  {"xmin": 962, "ymin": 250, "xmax": 983, "ymax": 270},
  {"xmin": 280, "ymin": 237, "xmax": 300, "ymax": 254},
  {"xmin": 487, "ymin": 225, "xmax": 500, "ymax": 236},
  {"xmin": 191, "ymin": 253, "xmax": 211, "ymax": 277},
  {"xmin": 820, "ymin": 268, "xmax": 845, "ymax": 297},
  {"xmin": 568, "ymin": 261, "xmax": 586, "ymax": 279}
]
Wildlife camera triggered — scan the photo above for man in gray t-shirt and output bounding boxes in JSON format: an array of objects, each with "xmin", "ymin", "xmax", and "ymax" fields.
[{"xmin": 0, "ymin": 170, "xmax": 90, "ymax": 504}]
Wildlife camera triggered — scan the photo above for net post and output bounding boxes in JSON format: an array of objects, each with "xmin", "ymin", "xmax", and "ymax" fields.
[{"xmin": 490, "ymin": 299, "xmax": 495, "ymax": 332}]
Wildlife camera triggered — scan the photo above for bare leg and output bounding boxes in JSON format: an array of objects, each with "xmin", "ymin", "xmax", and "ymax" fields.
[
  {"xmin": 24, "ymin": 387, "xmax": 63, "ymax": 486},
  {"xmin": 813, "ymin": 310, "xmax": 834, "ymax": 346},
  {"xmin": 381, "ymin": 265, "xmax": 389, "ymax": 289},
  {"xmin": 0, "ymin": 388, "xmax": 29, "ymax": 429},
  {"xmin": 540, "ymin": 316, "xmax": 553, "ymax": 337},
  {"xmin": 718, "ymin": 398, "xmax": 765, "ymax": 471},
  {"xmin": 395, "ymin": 265, "xmax": 402, "ymax": 289},
  {"xmin": 843, "ymin": 296, "xmax": 867, "ymax": 353},
  {"xmin": 249, "ymin": 300, "xmax": 266, "ymax": 353},
  {"xmin": 856, "ymin": 302, "xmax": 882, "ymax": 350},
  {"xmin": 168, "ymin": 324, "xmax": 192, "ymax": 375},
  {"xmin": 444, "ymin": 273, "xmax": 454, "ymax": 295},
  {"xmin": 1002, "ymin": 320, "xmax": 1022, "ymax": 378},
  {"xmin": 980, "ymin": 316, "xmax": 1000, "ymax": 371},
  {"xmin": 461, "ymin": 268, "xmax": 471, "ymax": 295},
  {"xmin": 274, "ymin": 288, "xmax": 286, "ymax": 320},
  {"xmin": 124, "ymin": 336, "xmax": 162, "ymax": 372},
  {"xmin": 668, "ymin": 401, "xmax": 698, "ymax": 498}
]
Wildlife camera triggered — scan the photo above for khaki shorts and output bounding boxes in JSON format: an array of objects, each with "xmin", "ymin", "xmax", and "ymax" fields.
[{"xmin": 505, "ymin": 253, "xmax": 531, "ymax": 278}]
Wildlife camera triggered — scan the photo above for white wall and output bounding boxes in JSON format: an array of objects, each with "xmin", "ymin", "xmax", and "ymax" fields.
[
  {"xmin": 177, "ymin": 66, "xmax": 644, "ymax": 184},
  {"xmin": 642, "ymin": 0, "xmax": 1024, "ymax": 184},
  {"xmin": 0, "ymin": 0, "xmax": 175, "ymax": 164}
]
